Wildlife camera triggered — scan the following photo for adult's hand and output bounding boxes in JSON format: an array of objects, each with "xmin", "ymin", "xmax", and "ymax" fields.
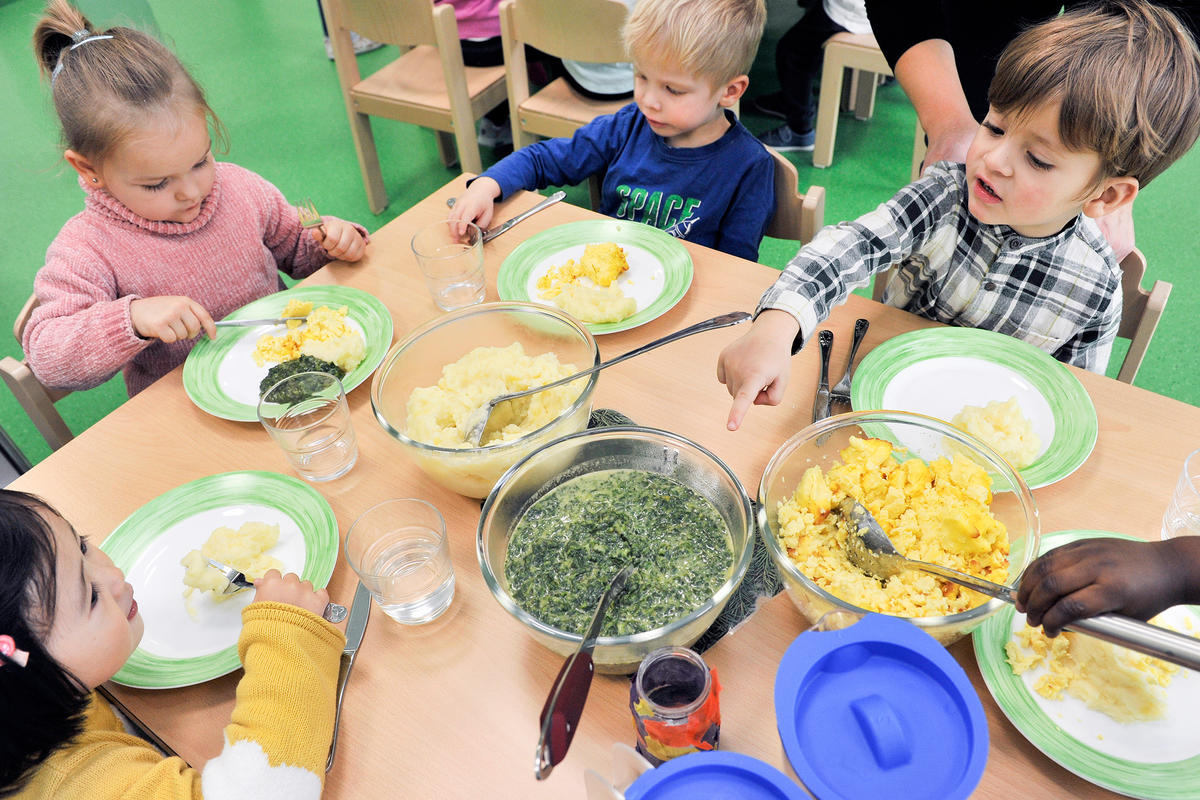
[
  {"xmin": 1015, "ymin": 537, "xmax": 1200, "ymax": 636},
  {"xmin": 893, "ymin": 40, "xmax": 979, "ymax": 170}
]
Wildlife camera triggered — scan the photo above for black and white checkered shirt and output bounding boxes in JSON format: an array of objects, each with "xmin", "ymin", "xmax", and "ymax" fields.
[{"xmin": 758, "ymin": 162, "xmax": 1122, "ymax": 372}]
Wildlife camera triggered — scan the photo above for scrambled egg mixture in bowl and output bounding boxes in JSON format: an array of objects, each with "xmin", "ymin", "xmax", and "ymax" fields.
[
  {"xmin": 759, "ymin": 410, "xmax": 1040, "ymax": 645},
  {"xmin": 371, "ymin": 302, "xmax": 599, "ymax": 498}
]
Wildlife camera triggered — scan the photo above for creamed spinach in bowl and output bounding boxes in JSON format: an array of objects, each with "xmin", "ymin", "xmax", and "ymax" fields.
[{"xmin": 504, "ymin": 469, "xmax": 732, "ymax": 636}]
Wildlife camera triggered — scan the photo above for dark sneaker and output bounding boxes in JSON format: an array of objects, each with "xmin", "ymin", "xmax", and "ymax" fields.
[
  {"xmin": 758, "ymin": 124, "xmax": 816, "ymax": 152},
  {"xmin": 747, "ymin": 91, "xmax": 787, "ymax": 119}
]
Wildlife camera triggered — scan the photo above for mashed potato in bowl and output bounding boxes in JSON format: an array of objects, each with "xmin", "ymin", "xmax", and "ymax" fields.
[
  {"xmin": 774, "ymin": 436, "xmax": 1011, "ymax": 620},
  {"xmin": 398, "ymin": 342, "xmax": 593, "ymax": 497},
  {"xmin": 405, "ymin": 343, "xmax": 586, "ymax": 448}
]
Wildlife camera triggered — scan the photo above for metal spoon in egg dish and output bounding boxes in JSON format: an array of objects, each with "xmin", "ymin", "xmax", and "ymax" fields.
[
  {"xmin": 463, "ymin": 311, "xmax": 751, "ymax": 446},
  {"xmin": 837, "ymin": 496, "xmax": 1200, "ymax": 671}
]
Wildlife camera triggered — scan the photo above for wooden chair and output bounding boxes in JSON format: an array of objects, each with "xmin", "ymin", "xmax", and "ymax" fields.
[
  {"xmin": 499, "ymin": 0, "xmax": 631, "ymax": 208},
  {"xmin": 764, "ymin": 148, "xmax": 826, "ymax": 244},
  {"xmin": 0, "ymin": 294, "xmax": 74, "ymax": 451},
  {"xmin": 870, "ymin": 247, "xmax": 1169, "ymax": 384},
  {"xmin": 321, "ymin": 0, "xmax": 508, "ymax": 213},
  {"xmin": 812, "ymin": 32, "xmax": 926, "ymax": 180},
  {"xmin": 1115, "ymin": 247, "xmax": 1171, "ymax": 384}
]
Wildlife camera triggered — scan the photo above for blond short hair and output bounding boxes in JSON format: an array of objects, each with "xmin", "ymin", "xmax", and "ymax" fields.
[
  {"xmin": 624, "ymin": 0, "xmax": 766, "ymax": 86},
  {"xmin": 989, "ymin": 0, "xmax": 1200, "ymax": 188}
]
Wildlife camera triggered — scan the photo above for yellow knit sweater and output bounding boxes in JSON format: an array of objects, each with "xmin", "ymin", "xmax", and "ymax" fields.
[{"xmin": 15, "ymin": 601, "xmax": 345, "ymax": 800}]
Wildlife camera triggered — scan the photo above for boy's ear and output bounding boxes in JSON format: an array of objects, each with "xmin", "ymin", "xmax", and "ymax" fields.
[
  {"xmin": 1081, "ymin": 175, "xmax": 1139, "ymax": 219},
  {"xmin": 718, "ymin": 74, "xmax": 750, "ymax": 108},
  {"xmin": 64, "ymin": 149, "xmax": 103, "ymax": 188}
]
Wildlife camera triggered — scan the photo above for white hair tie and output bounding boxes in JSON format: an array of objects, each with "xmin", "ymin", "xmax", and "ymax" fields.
[{"xmin": 51, "ymin": 32, "xmax": 114, "ymax": 86}]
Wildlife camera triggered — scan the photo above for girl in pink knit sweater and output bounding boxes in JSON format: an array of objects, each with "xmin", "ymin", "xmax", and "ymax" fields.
[{"xmin": 26, "ymin": 0, "xmax": 369, "ymax": 397}]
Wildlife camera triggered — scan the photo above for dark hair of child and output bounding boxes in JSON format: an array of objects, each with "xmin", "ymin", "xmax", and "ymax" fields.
[{"xmin": 0, "ymin": 491, "xmax": 91, "ymax": 797}]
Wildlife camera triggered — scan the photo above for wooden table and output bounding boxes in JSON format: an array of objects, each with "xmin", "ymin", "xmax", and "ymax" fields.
[{"xmin": 13, "ymin": 176, "xmax": 1200, "ymax": 798}]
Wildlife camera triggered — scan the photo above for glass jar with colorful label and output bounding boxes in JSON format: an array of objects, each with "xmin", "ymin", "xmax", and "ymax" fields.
[{"xmin": 629, "ymin": 645, "xmax": 721, "ymax": 765}]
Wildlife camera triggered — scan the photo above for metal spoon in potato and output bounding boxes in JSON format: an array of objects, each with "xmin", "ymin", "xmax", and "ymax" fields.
[
  {"xmin": 461, "ymin": 311, "xmax": 751, "ymax": 447},
  {"xmin": 835, "ymin": 496, "xmax": 1200, "ymax": 671}
]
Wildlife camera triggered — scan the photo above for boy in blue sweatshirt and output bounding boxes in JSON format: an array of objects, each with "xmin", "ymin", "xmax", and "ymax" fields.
[{"xmin": 449, "ymin": 0, "xmax": 773, "ymax": 262}]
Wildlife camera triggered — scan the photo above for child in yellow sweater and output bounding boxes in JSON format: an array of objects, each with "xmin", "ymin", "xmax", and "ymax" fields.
[{"xmin": 0, "ymin": 490, "xmax": 346, "ymax": 799}]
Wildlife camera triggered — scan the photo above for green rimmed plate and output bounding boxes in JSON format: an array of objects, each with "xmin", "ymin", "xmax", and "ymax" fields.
[
  {"xmin": 973, "ymin": 529, "xmax": 1200, "ymax": 798},
  {"xmin": 497, "ymin": 219, "xmax": 693, "ymax": 334},
  {"xmin": 104, "ymin": 471, "xmax": 339, "ymax": 689},
  {"xmin": 183, "ymin": 285, "xmax": 393, "ymax": 421},
  {"xmin": 850, "ymin": 327, "xmax": 1097, "ymax": 489}
]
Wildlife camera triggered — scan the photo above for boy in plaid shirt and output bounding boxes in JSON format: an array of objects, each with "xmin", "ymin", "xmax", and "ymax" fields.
[{"xmin": 718, "ymin": 0, "xmax": 1200, "ymax": 430}]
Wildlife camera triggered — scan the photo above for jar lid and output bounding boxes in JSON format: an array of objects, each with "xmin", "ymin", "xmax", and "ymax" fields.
[
  {"xmin": 624, "ymin": 751, "xmax": 807, "ymax": 799},
  {"xmin": 773, "ymin": 613, "xmax": 988, "ymax": 800}
]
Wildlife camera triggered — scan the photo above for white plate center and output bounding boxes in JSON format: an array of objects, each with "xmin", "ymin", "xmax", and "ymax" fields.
[
  {"xmin": 879, "ymin": 356, "xmax": 1055, "ymax": 460},
  {"xmin": 125, "ymin": 504, "xmax": 307, "ymax": 658},
  {"xmin": 522, "ymin": 242, "xmax": 665, "ymax": 312}
]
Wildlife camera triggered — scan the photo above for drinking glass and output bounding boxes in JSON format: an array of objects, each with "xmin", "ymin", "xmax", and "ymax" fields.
[
  {"xmin": 1162, "ymin": 448, "xmax": 1200, "ymax": 539},
  {"xmin": 411, "ymin": 219, "xmax": 486, "ymax": 310},
  {"xmin": 257, "ymin": 372, "xmax": 357, "ymax": 481},
  {"xmin": 344, "ymin": 498, "xmax": 455, "ymax": 624}
]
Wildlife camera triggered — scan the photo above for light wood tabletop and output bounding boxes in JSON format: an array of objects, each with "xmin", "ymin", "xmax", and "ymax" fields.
[{"xmin": 11, "ymin": 175, "xmax": 1200, "ymax": 798}]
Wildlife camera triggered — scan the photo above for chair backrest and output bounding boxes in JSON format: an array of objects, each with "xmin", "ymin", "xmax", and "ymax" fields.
[
  {"xmin": 0, "ymin": 293, "xmax": 75, "ymax": 451},
  {"xmin": 872, "ymin": 247, "xmax": 1167, "ymax": 384},
  {"xmin": 324, "ymin": 0, "xmax": 507, "ymax": 210},
  {"xmin": 504, "ymin": 0, "xmax": 629, "ymax": 62},
  {"xmin": 1115, "ymin": 247, "xmax": 1170, "ymax": 384},
  {"xmin": 500, "ymin": 0, "xmax": 631, "ymax": 157},
  {"xmin": 764, "ymin": 148, "xmax": 826, "ymax": 244}
]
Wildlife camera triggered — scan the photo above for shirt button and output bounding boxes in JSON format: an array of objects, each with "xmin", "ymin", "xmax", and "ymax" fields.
[
  {"xmin": 984, "ymin": 281, "xmax": 997, "ymax": 291},
  {"xmin": 1007, "ymin": 237, "xmax": 1021, "ymax": 248}
]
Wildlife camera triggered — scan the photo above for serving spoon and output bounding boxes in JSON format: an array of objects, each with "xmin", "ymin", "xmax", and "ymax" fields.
[
  {"xmin": 835, "ymin": 496, "xmax": 1200, "ymax": 671},
  {"xmin": 461, "ymin": 311, "xmax": 751, "ymax": 446}
]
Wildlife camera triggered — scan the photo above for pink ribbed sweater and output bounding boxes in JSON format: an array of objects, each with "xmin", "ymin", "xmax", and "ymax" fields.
[{"xmin": 24, "ymin": 162, "xmax": 365, "ymax": 396}]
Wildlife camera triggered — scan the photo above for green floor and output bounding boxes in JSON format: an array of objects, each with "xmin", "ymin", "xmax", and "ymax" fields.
[{"xmin": 2, "ymin": 0, "xmax": 1199, "ymax": 467}]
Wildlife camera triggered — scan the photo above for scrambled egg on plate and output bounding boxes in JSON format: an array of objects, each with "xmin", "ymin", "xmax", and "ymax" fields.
[
  {"xmin": 536, "ymin": 242, "xmax": 637, "ymax": 324},
  {"xmin": 952, "ymin": 396, "xmax": 1041, "ymax": 469},
  {"xmin": 775, "ymin": 436, "xmax": 1010, "ymax": 617},
  {"xmin": 1006, "ymin": 623, "xmax": 1180, "ymax": 723},
  {"xmin": 405, "ymin": 343, "xmax": 585, "ymax": 447},
  {"xmin": 251, "ymin": 299, "xmax": 365, "ymax": 373}
]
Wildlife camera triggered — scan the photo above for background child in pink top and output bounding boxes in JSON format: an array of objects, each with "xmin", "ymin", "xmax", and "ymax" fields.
[{"xmin": 26, "ymin": 0, "xmax": 369, "ymax": 397}]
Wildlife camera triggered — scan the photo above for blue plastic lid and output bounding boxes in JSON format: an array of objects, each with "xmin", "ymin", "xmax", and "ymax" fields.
[
  {"xmin": 624, "ymin": 751, "xmax": 808, "ymax": 800},
  {"xmin": 773, "ymin": 614, "xmax": 988, "ymax": 800}
]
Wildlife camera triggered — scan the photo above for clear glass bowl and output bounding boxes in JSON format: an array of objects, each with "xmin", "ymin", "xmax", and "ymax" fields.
[
  {"xmin": 370, "ymin": 302, "xmax": 599, "ymax": 498},
  {"xmin": 478, "ymin": 426, "xmax": 755, "ymax": 673},
  {"xmin": 758, "ymin": 410, "xmax": 1041, "ymax": 646}
]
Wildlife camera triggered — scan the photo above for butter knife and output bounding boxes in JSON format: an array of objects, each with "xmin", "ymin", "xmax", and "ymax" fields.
[
  {"xmin": 811, "ymin": 329, "xmax": 834, "ymax": 423},
  {"xmin": 482, "ymin": 190, "xmax": 566, "ymax": 243},
  {"xmin": 535, "ymin": 565, "xmax": 634, "ymax": 780},
  {"xmin": 327, "ymin": 581, "xmax": 370, "ymax": 773}
]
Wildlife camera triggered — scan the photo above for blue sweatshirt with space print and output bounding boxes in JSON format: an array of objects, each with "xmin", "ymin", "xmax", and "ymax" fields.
[{"xmin": 481, "ymin": 103, "xmax": 775, "ymax": 262}]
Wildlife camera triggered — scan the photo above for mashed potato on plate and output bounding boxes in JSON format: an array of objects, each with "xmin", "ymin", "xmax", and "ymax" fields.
[
  {"xmin": 775, "ymin": 436, "xmax": 1010, "ymax": 617},
  {"xmin": 405, "ymin": 343, "xmax": 585, "ymax": 447},
  {"xmin": 537, "ymin": 242, "xmax": 637, "ymax": 324},
  {"xmin": 180, "ymin": 521, "xmax": 283, "ymax": 611},
  {"xmin": 952, "ymin": 397, "xmax": 1041, "ymax": 468},
  {"xmin": 1007, "ymin": 623, "xmax": 1180, "ymax": 722},
  {"xmin": 251, "ymin": 299, "xmax": 365, "ymax": 373}
]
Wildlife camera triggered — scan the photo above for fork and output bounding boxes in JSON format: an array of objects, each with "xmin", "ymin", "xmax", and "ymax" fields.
[
  {"xmin": 829, "ymin": 318, "xmax": 870, "ymax": 409},
  {"xmin": 206, "ymin": 559, "xmax": 347, "ymax": 623},
  {"xmin": 297, "ymin": 196, "xmax": 326, "ymax": 236}
]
